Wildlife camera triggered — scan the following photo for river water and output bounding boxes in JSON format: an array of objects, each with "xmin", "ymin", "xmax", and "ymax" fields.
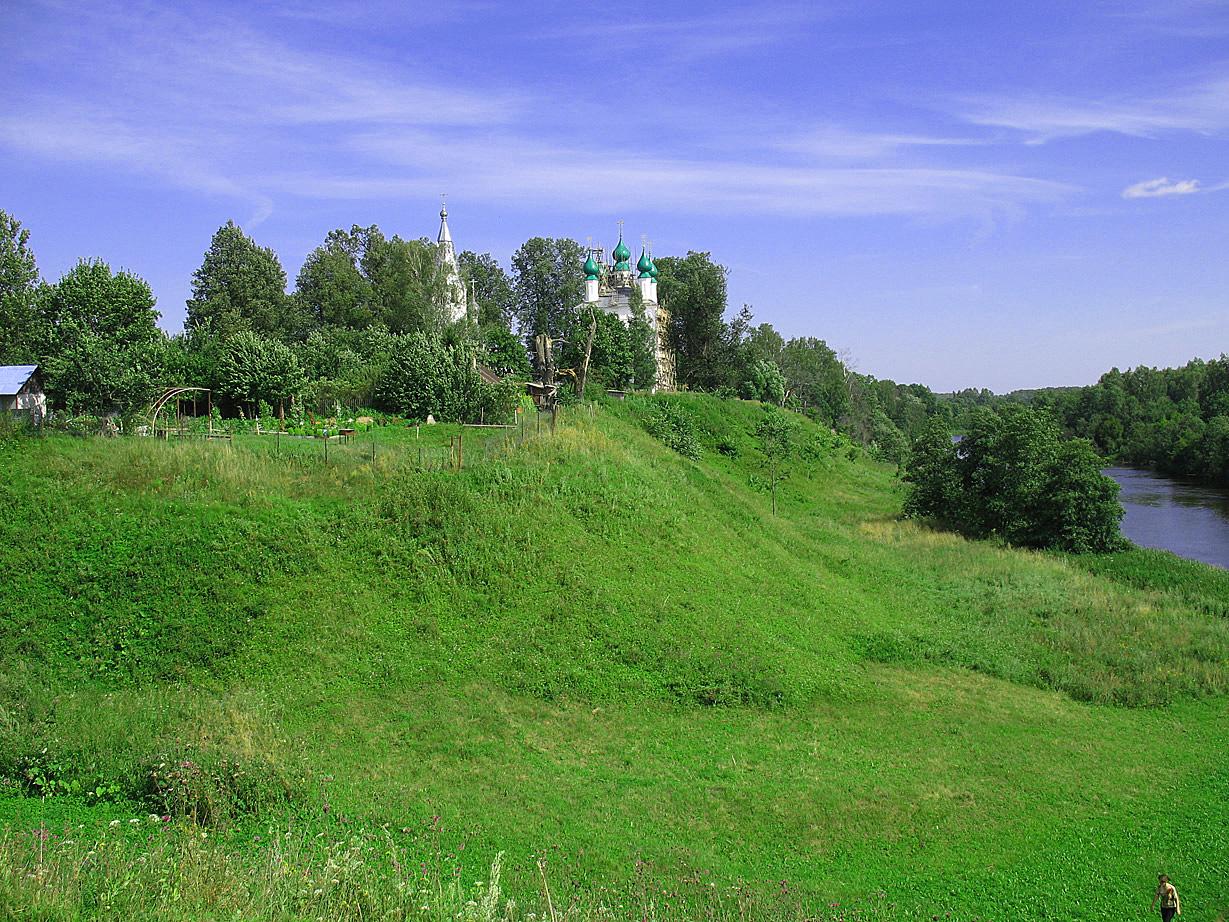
[{"xmin": 1103, "ymin": 467, "xmax": 1229, "ymax": 569}]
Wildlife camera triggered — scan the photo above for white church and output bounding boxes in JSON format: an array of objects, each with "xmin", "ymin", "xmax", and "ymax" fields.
[
  {"xmin": 431, "ymin": 203, "xmax": 675, "ymax": 390},
  {"xmin": 576, "ymin": 229, "xmax": 677, "ymax": 391}
]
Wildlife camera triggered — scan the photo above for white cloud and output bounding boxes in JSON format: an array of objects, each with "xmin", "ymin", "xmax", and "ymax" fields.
[
  {"xmin": 301, "ymin": 127, "xmax": 1074, "ymax": 220},
  {"xmin": 958, "ymin": 75, "xmax": 1229, "ymax": 142},
  {"xmin": 1121, "ymin": 176, "xmax": 1201, "ymax": 198},
  {"xmin": 534, "ymin": 4, "xmax": 826, "ymax": 64},
  {"xmin": 775, "ymin": 126, "xmax": 986, "ymax": 160},
  {"xmin": 0, "ymin": 0, "xmax": 1075, "ymax": 227}
]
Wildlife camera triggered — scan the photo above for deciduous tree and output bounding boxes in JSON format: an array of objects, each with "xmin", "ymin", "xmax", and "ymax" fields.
[
  {"xmin": 655, "ymin": 251, "xmax": 730, "ymax": 391},
  {"xmin": 33, "ymin": 259, "xmax": 164, "ymax": 413},
  {"xmin": 512, "ymin": 237, "xmax": 585, "ymax": 372},
  {"xmin": 0, "ymin": 210, "xmax": 39, "ymax": 364}
]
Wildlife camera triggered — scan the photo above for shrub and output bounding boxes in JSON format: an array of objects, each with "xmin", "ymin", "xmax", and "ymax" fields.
[
  {"xmin": 904, "ymin": 406, "xmax": 1125, "ymax": 553},
  {"xmin": 376, "ymin": 333, "xmax": 507, "ymax": 422},
  {"xmin": 143, "ymin": 749, "xmax": 293, "ymax": 826},
  {"xmin": 642, "ymin": 400, "xmax": 701, "ymax": 459}
]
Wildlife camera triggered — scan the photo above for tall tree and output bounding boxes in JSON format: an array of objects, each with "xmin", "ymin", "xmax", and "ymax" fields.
[
  {"xmin": 511, "ymin": 237, "xmax": 585, "ymax": 369},
  {"xmin": 655, "ymin": 251, "xmax": 729, "ymax": 391},
  {"xmin": 32, "ymin": 259, "xmax": 164, "ymax": 413},
  {"xmin": 744, "ymin": 322, "xmax": 785, "ymax": 367},
  {"xmin": 294, "ymin": 225, "xmax": 448, "ymax": 335},
  {"xmin": 0, "ymin": 210, "xmax": 39, "ymax": 363},
  {"xmin": 187, "ymin": 221, "xmax": 298, "ymax": 341},
  {"xmin": 458, "ymin": 251, "xmax": 515, "ymax": 329},
  {"xmin": 904, "ymin": 406, "xmax": 1123, "ymax": 552},
  {"xmin": 359, "ymin": 229, "xmax": 448, "ymax": 333},
  {"xmin": 294, "ymin": 228, "xmax": 375, "ymax": 331},
  {"xmin": 627, "ymin": 286, "xmax": 658, "ymax": 390},
  {"xmin": 778, "ymin": 337, "xmax": 849, "ymax": 426}
]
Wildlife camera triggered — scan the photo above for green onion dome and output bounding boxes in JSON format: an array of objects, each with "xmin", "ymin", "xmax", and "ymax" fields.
[
  {"xmin": 637, "ymin": 250, "xmax": 653, "ymax": 277},
  {"xmin": 584, "ymin": 253, "xmax": 600, "ymax": 280},
  {"xmin": 648, "ymin": 258, "xmax": 659, "ymax": 279},
  {"xmin": 612, "ymin": 235, "xmax": 632, "ymax": 270}
]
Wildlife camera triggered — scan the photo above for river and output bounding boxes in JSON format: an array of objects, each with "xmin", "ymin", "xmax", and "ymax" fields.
[{"xmin": 1103, "ymin": 467, "xmax": 1229, "ymax": 569}]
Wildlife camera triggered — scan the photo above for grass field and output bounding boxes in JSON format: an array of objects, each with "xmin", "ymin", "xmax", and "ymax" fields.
[{"xmin": 1, "ymin": 395, "xmax": 1227, "ymax": 920}]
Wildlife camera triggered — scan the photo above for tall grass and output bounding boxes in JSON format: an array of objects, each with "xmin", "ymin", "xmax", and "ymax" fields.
[{"xmin": 0, "ymin": 814, "xmax": 899, "ymax": 922}]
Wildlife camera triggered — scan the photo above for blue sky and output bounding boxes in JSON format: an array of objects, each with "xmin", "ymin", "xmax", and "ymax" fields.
[{"xmin": 1, "ymin": 0, "xmax": 1226, "ymax": 392}]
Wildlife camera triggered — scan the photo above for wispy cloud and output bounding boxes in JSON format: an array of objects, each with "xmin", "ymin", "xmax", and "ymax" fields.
[
  {"xmin": 284, "ymin": 128, "xmax": 1074, "ymax": 220},
  {"xmin": 958, "ymin": 75, "xmax": 1229, "ymax": 142},
  {"xmin": 775, "ymin": 126, "xmax": 986, "ymax": 160},
  {"xmin": 1122, "ymin": 176, "xmax": 1201, "ymax": 198},
  {"xmin": 1112, "ymin": 0, "xmax": 1229, "ymax": 38},
  {"xmin": 0, "ymin": 2, "xmax": 521, "ymax": 225},
  {"xmin": 534, "ymin": 4, "xmax": 826, "ymax": 63},
  {"xmin": 0, "ymin": 0, "xmax": 1075, "ymax": 228}
]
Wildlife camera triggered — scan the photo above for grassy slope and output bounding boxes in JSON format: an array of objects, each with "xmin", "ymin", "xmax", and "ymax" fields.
[{"xmin": 1, "ymin": 396, "xmax": 1228, "ymax": 919}]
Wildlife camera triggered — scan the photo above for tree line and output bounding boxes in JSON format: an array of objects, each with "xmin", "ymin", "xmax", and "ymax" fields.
[
  {"xmin": 931, "ymin": 360, "xmax": 1229, "ymax": 487},
  {"xmin": 1031, "ymin": 360, "xmax": 1229, "ymax": 486},
  {"xmin": 0, "ymin": 209, "xmax": 947, "ymax": 458}
]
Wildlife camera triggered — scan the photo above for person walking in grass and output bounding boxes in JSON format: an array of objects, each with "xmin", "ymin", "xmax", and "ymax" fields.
[{"xmin": 1151, "ymin": 874, "xmax": 1181, "ymax": 920}]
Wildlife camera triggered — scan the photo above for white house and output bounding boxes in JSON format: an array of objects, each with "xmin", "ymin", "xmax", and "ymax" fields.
[{"xmin": 0, "ymin": 365, "xmax": 46, "ymax": 422}]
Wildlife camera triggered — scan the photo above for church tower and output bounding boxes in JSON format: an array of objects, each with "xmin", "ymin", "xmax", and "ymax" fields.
[{"xmin": 435, "ymin": 198, "xmax": 470, "ymax": 325}]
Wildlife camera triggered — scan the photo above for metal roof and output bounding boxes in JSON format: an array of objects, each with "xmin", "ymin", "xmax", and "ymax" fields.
[{"xmin": 0, "ymin": 365, "xmax": 39, "ymax": 396}]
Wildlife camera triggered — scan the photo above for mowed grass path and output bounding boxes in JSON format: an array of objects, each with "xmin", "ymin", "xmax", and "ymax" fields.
[{"xmin": 1, "ymin": 395, "xmax": 1227, "ymax": 919}]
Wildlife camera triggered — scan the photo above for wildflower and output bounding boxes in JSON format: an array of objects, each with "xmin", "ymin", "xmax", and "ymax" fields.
[
  {"xmin": 109, "ymin": 820, "xmax": 121, "ymax": 828},
  {"xmin": 148, "ymin": 814, "xmax": 159, "ymax": 822},
  {"xmin": 129, "ymin": 818, "xmax": 141, "ymax": 825}
]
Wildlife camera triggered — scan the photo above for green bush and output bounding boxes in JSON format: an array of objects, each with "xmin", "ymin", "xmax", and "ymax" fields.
[
  {"xmin": 641, "ymin": 399, "xmax": 701, "ymax": 459},
  {"xmin": 904, "ymin": 406, "xmax": 1125, "ymax": 553},
  {"xmin": 143, "ymin": 749, "xmax": 293, "ymax": 826}
]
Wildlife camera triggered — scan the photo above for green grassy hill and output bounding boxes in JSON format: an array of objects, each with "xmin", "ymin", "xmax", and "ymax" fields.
[{"xmin": 1, "ymin": 395, "xmax": 1227, "ymax": 920}]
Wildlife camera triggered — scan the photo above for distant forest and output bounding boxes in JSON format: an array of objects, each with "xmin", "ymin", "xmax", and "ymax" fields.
[{"xmin": 933, "ymin": 359, "xmax": 1229, "ymax": 487}]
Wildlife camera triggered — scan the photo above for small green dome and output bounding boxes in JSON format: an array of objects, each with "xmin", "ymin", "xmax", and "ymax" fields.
[
  {"xmin": 649, "ymin": 259, "xmax": 659, "ymax": 279},
  {"xmin": 584, "ymin": 253, "xmax": 600, "ymax": 280},
  {"xmin": 637, "ymin": 250, "xmax": 653, "ymax": 277}
]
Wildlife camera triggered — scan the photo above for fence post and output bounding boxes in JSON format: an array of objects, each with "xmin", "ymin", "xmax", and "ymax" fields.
[{"xmin": 458, "ymin": 428, "xmax": 464, "ymax": 470}]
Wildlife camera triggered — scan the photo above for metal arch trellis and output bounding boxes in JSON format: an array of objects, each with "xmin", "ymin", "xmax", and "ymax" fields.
[{"xmin": 148, "ymin": 386, "xmax": 212, "ymax": 437}]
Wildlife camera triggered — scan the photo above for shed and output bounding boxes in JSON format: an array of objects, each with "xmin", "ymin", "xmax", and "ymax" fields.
[{"xmin": 0, "ymin": 365, "xmax": 46, "ymax": 422}]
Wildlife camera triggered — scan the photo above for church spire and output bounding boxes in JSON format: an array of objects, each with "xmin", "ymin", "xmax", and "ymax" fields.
[
  {"xmin": 437, "ymin": 194, "xmax": 453, "ymax": 247},
  {"xmin": 433, "ymin": 194, "xmax": 466, "ymax": 324}
]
